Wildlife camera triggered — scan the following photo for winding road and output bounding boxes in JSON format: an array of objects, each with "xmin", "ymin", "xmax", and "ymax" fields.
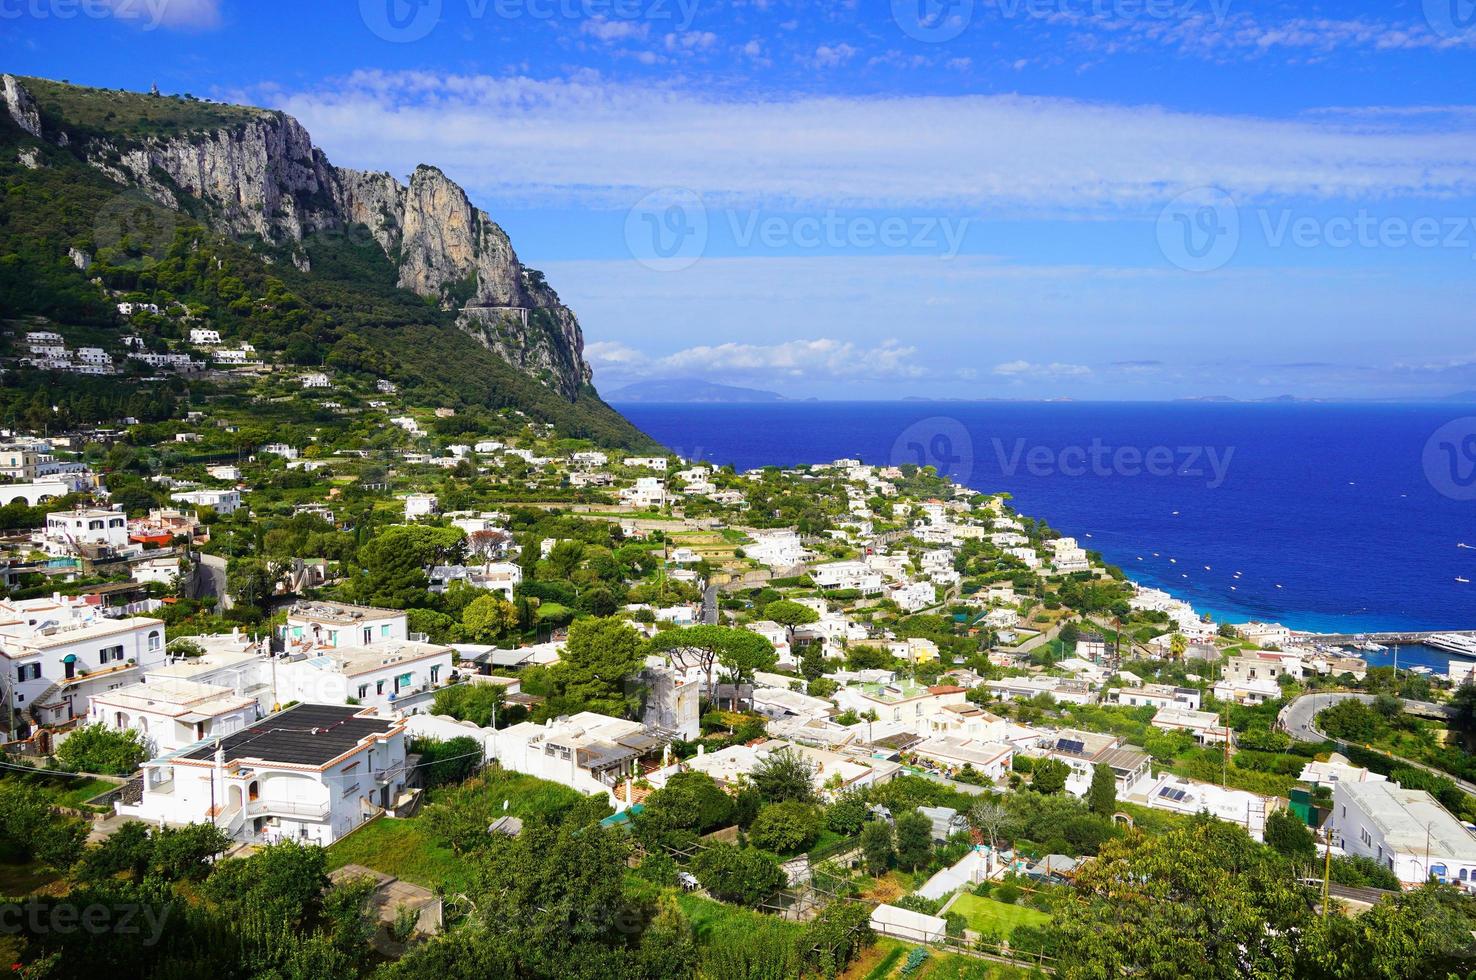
[{"xmin": 1278, "ymin": 692, "xmax": 1476, "ymax": 797}]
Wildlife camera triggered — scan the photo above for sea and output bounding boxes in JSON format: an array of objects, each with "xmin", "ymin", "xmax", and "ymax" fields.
[{"xmin": 617, "ymin": 401, "xmax": 1476, "ymax": 674}]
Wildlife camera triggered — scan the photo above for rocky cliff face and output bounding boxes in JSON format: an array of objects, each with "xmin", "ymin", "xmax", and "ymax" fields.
[{"xmin": 1, "ymin": 74, "xmax": 592, "ymax": 398}]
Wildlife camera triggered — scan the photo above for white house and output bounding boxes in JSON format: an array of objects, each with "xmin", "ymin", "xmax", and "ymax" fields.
[
  {"xmin": 890, "ymin": 581, "xmax": 936, "ymax": 613},
  {"xmin": 275, "ymin": 641, "xmax": 454, "ymax": 717},
  {"xmin": 87, "ymin": 678, "xmax": 259, "ymax": 754},
  {"xmin": 261, "ymin": 443, "xmax": 299, "ymax": 460},
  {"xmin": 0, "ymin": 596, "xmax": 166, "ymax": 733},
  {"xmin": 1150, "ymin": 706, "xmax": 1231, "ymax": 745},
  {"xmin": 676, "ymin": 739, "xmax": 900, "ymax": 801},
  {"xmin": 117, "ymin": 703, "xmax": 409, "ymax": 846},
  {"xmin": 1033, "ymin": 729, "xmax": 1152, "ymax": 798},
  {"xmin": 812, "ymin": 560, "xmax": 885, "ymax": 595},
  {"xmin": 281, "ymin": 602, "xmax": 409, "ymax": 653},
  {"xmin": 1106, "ymin": 683, "xmax": 1202, "ymax": 712},
  {"xmin": 301, "ymin": 372, "xmax": 332, "ymax": 389},
  {"xmin": 492, "ymin": 711, "xmax": 673, "ymax": 810},
  {"xmin": 169, "ymin": 488, "xmax": 243, "ymax": 516},
  {"xmin": 404, "ymin": 494, "xmax": 438, "ymax": 520},
  {"xmin": 1328, "ymin": 779, "xmax": 1476, "ymax": 888},
  {"xmin": 42, "ymin": 508, "xmax": 129, "ymax": 555},
  {"xmin": 618, "ymin": 477, "xmax": 667, "ymax": 509},
  {"xmin": 427, "ymin": 562, "xmax": 522, "ymax": 601},
  {"xmin": 624, "ymin": 456, "xmax": 668, "ymax": 471},
  {"xmin": 189, "ymin": 328, "xmax": 222, "ymax": 345},
  {"xmin": 744, "ymin": 529, "xmax": 808, "ymax": 568},
  {"xmin": 1136, "ymin": 773, "xmax": 1273, "ymax": 842}
]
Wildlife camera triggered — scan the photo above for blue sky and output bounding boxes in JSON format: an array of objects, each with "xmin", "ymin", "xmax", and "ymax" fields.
[{"xmin": 6, "ymin": 0, "xmax": 1476, "ymax": 399}]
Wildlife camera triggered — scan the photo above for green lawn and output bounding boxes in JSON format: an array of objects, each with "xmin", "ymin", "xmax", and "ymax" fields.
[
  {"xmin": 0, "ymin": 861, "xmax": 60, "ymax": 895},
  {"xmin": 52, "ymin": 777, "xmax": 117, "ymax": 811},
  {"xmin": 949, "ymin": 894, "xmax": 1050, "ymax": 938},
  {"xmin": 674, "ymin": 892, "xmax": 803, "ymax": 943},
  {"xmin": 326, "ymin": 817, "xmax": 464, "ymax": 891}
]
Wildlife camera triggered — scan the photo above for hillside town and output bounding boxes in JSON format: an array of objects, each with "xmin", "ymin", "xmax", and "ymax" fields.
[{"xmin": 2, "ymin": 393, "xmax": 1473, "ymax": 977}]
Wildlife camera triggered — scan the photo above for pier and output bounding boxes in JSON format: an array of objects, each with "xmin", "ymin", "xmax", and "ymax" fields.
[{"xmin": 1309, "ymin": 629, "xmax": 1476, "ymax": 650}]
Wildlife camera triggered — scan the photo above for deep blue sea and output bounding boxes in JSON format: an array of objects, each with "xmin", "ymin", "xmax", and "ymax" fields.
[{"xmin": 618, "ymin": 402, "xmax": 1476, "ymax": 647}]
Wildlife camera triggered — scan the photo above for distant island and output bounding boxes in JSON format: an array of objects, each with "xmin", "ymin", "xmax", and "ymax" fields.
[{"xmin": 607, "ymin": 378, "xmax": 786, "ymax": 403}]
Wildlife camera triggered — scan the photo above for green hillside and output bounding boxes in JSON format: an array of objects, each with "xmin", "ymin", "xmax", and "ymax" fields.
[{"xmin": 0, "ymin": 93, "xmax": 654, "ymax": 449}]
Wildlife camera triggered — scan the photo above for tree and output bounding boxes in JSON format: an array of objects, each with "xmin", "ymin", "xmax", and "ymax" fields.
[
  {"xmin": 969, "ymin": 798, "xmax": 1008, "ymax": 853},
  {"xmin": 542, "ymin": 616, "xmax": 648, "ymax": 719},
  {"xmin": 0, "ymin": 780, "xmax": 87, "ymax": 870},
  {"xmin": 894, "ymin": 809, "xmax": 933, "ymax": 871},
  {"xmin": 750, "ymin": 747, "xmax": 818, "ymax": 804},
  {"xmin": 827, "ymin": 791, "xmax": 869, "ymax": 836},
  {"xmin": 748, "ymin": 801, "xmax": 824, "ymax": 855},
  {"xmin": 461, "ymin": 593, "xmax": 518, "ymax": 641},
  {"xmin": 637, "ymin": 771, "xmax": 733, "ymax": 848},
  {"xmin": 691, "ymin": 842, "xmax": 785, "ymax": 906},
  {"xmin": 55, "ymin": 723, "xmax": 150, "ymax": 775},
  {"xmin": 202, "ymin": 840, "xmax": 333, "ymax": 926},
  {"xmin": 1451, "ymin": 681, "xmax": 1476, "ymax": 735},
  {"xmin": 1264, "ymin": 808, "xmax": 1317, "ymax": 868},
  {"xmin": 431, "ymin": 683, "xmax": 505, "ymax": 728},
  {"xmin": 412, "ymin": 735, "xmax": 482, "ymax": 788},
  {"xmin": 860, "ymin": 820, "xmax": 895, "ymax": 875},
  {"xmin": 351, "ymin": 524, "xmax": 465, "ymax": 608},
  {"xmin": 764, "ymin": 599, "xmax": 819, "ymax": 646},
  {"xmin": 226, "ymin": 557, "xmax": 275, "ymax": 609},
  {"xmin": 647, "ymin": 624, "xmax": 777, "ymax": 699},
  {"xmin": 800, "ymin": 645, "xmax": 826, "ymax": 682},
  {"xmin": 1031, "ymin": 757, "xmax": 1071, "ymax": 795},
  {"xmin": 1170, "ymin": 632, "xmax": 1188, "ymax": 660},
  {"xmin": 1087, "ymin": 763, "xmax": 1116, "ymax": 817}
]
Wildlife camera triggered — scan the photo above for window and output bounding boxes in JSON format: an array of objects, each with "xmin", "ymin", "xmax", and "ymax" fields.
[
  {"xmin": 1360, "ymin": 829, "xmax": 1372, "ymax": 846},
  {"xmin": 357, "ymin": 685, "xmax": 368, "ymax": 700},
  {"xmin": 147, "ymin": 631, "xmax": 161, "ymax": 651},
  {"xmin": 430, "ymin": 666, "xmax": 440, "ymax": 683},
  {"xmin": 98, "ymin": 645, "xmax": 125, "ymax": 665},
  {"xmin": 381, "ymin": 625, "xmax": 391, "ymax": 637},
  {"xmin": 376, "ymin": 680, "xmax": 384, "ymax": 695},
  {"xmin": 17, "ymin": 663, "xmax": 41, "ymax": 683}
]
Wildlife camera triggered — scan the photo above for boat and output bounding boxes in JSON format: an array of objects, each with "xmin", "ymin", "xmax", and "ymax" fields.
[
  {"xmin": 1458, "ymin": 577, "xmax": 1472, "ymax": 585},
  {"xmin": 1427, "ymin": 633, "xmax": 1476, "ymax": 658}
]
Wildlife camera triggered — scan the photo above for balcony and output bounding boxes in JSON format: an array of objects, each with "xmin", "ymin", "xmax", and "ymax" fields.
[{"xmin": 245, "ymin": 797, "xmax": 331, "ymax": 820}]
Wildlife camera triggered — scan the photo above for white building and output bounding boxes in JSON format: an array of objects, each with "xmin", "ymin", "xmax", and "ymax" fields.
[
  {"xmin": 404, "ymin": 493, "xmax": 438, "ymax": 520},
  {"xmin": 624, "ymin": 456, "xmax": 668, "ymax": 471},
  {"xmin": 890, "ymin": 581, "xmax": 937, "ymax": 613},
  {"xmin": 811, "ymin": 560, "xmax": 884, "ymax": 595},
  {"xmin": 281, "ymin": 602, "xmax": 409, "ymax": 653},
  {"xmin": 618, "ymin": 477, "xmax": 667, "ymax": 510},
  {"xmin": 188, "ymin": 328, "xmax": 222, "ymax": 345},
  {"xmin": 1150, "ymin": 706, "xmax": 1231, "ymax": 745},
  {"xmin": 744, "ymin": 529, "xmax": 808, "ymax": 568},
  {"xmin": 1329, "ymin": 779, "xmax": 1476, "ymax": 888},
  {"xmin": 87, "ymin": 678, "xmax": 259, "ymax": 754},
  {"xmin": 0, "ymin": 596, "xmax": 166, "ymax": 732},
  {"xmin": 42, "ymin": 508, "xmax": 129, "ymax": 555},
  {"xmin": 118, "ymin": 703, "xmax": 409, "ymax": 846},
  {"xmin": 1136, "ymin": 774, "xmax": 1273, "ymax": 842},
  {"xmin": 1049, "ymin": 537, "xmax": 1091, "ymax": 575},
  {"xmin": 493, "ymin": 711, "xmax": 670, "ymax": 810},
  {"xmin": 169, "ymin": 488, "xmax": 243, "ymax": 516},
  {"xmin": 275, "ymin": 641, "xmax": 454, "ymax": 717},
  {"xmin": 300, "ymin": 372, "xmax": 331, "ymax": 389},
  {"xmin": 1106, "ymin": 683, "xmax": 1202, "ymax": 712}
]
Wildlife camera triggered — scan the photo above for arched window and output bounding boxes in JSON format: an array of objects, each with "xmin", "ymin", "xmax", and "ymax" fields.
[{"xmin": 147, "ymin": 630, "xmax": 162, "ymax": 652}]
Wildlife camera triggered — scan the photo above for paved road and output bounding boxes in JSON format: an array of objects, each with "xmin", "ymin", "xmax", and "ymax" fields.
[
  {"xmin": 1280, "ymin": 692, "xmax": 1476, "ymax": 797},
  {"xmin": 701, "ymin": 586, "xmax": 718, "ymax": 625}
]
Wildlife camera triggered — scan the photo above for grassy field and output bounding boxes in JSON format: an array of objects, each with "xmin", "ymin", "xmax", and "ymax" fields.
[
  {"xmin": 843, "ymin": 938, "xmax": 1037, "ymax": 980},
  {"xmin": 949, "ymin": 894, "xmax": 1050, "ymax": 938},
  {"xmin": 0, "ymin": 861, "xmax": 61, "ymax": 896},
  {"xmin": 325, "ymin": 817, "xmax": 464, "ymax": 891}
]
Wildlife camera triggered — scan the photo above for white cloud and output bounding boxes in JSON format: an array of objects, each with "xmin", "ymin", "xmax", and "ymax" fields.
[
  {"xmin": 265, "ymin": 71, "xmax": 1476, "ymax": 212},
  {"xmin": 993, "ymin": 360, "xmax": 1093, "ymax": 378},
  {"xmin": 581, "ymin": 17, "xmax": 649, "ymax": 42},
  {"xmin": 812, "ymin": 44, "xmax": 858, "ymax": 68},
  {"xmin": 588, "ymin": 337, "xmax": 925, "ymax": 384},
  {"xmin": 101, "ymin": 0, "xmax": 221, "ymax": 29}
]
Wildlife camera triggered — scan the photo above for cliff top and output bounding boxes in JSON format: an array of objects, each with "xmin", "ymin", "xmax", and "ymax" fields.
[{"xmin": 17, "ymin": 74, "xmax": 273, "ymax": 141}]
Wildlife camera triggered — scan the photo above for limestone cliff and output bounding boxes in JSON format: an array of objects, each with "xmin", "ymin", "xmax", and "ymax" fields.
[{"xmin": 1, "ymin": 74, "xmax": 593, "ymax": 399}]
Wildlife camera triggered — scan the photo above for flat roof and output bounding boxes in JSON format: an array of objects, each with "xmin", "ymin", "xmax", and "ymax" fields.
[
  {"xmin": 179, "ymin": 703, "xmax": 398, "ymax": 768},
  {"xmin": 295, "ymin": 640, "xmax": 451, "ymax": 678},
  {"xmin": 1342, "ymin": 780, "xmax": 1476, "ymax": 858},
  {"xmin": 286, "ymin": 601, "xmax": 405, "ymax": 625}
]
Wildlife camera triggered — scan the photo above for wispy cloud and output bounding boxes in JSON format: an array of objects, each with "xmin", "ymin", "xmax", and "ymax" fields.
[
  {"xmin": 587, "ymin": 337, "xmax": 924, "ymax": 386},
  {"xmin": 994, "ymin": 360, "xmax": 1093, "ymax": 378},
  {"xmin": 262, "ymin": 71, "xmax": 1476, "ymax": 213},
  {"xmin": 100, "ymin": 0, "xmax": 222, "ymax": 29}
]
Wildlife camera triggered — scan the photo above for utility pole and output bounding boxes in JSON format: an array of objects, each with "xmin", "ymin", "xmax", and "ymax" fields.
[{"xmin": 1321, "ymin": 825, "xmax": 1332, "ymax": 917}]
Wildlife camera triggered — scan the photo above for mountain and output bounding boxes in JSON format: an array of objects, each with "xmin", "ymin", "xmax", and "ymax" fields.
[
  {"xmin": 0, "ymin": 74, "xmax": 652, "ymax": 447},
  {"xmin": 607, "ymin": 379, "xmax": 786, "ymax": 403}
]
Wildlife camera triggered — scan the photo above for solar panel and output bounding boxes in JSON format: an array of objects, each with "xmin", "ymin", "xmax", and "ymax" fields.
[
  {"xmin": 1057, "ymin": 739, "xmax": 1085, "ymax": 754},
  {"xmin": 1159, "ymin": 787, "xmax": 1189, "ymax": 802}
]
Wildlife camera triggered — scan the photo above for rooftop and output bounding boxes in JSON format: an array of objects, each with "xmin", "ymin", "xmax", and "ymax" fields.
[
  {"xmin": 292, "ymin": 640, "xmax": 451, "ymax": 677},
  {"xmin": 91, "ymin": 678, "xmax": 255, "ymax": 719},
  {"xmin": 177, "ymin": 703, "xmax": 399, "ymax": 768},
  {"xmin": 1341, "ymin": 780, "xmax": 1476, "ymax": 859},
  {"xmin": 286, "ymin": 601, "xmax": 405, "ymax": 626}
]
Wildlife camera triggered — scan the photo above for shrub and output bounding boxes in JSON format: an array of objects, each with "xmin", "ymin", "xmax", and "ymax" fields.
[
  {"xmin": 691, "ymin": 842, "xmax": 786, "ymax": 906},
  {"xmin": 748, "ymin": 801, "xmax": 823, "ymax": 855},
  {"xmin": 55, "ymin": 723, "xmax": 150, "ymax": 775},
  {"xmin": 993, "ymin": 881, "xmax": 1022, "ymax": 904}
]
